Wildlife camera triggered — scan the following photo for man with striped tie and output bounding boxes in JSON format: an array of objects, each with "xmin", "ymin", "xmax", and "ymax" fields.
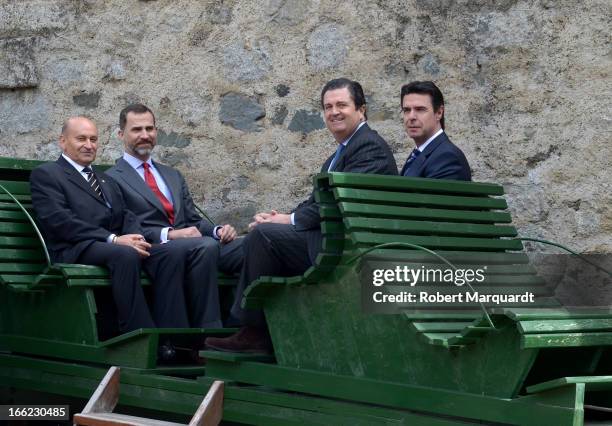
[
  {"xmin": 205, "ymin": 78, "xmax": 398, "ymax": 354},
  {"xmin": 399, "ymin": 81, "xmax": 471, "ymax": 180},
  {"xmin": 30, "ymin": 116, "xmax": 197, "ymax": 341}
]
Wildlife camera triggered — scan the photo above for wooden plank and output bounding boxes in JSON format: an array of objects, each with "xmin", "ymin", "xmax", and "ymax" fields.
[
  {"xmin": 0, "ymin": 180, "xmax": 31, "ymax": 194},
  {"xmin": 74, "ymin": 412, "xmax": 186, "ymax": 426},
  {"xmin": 0, "ymin": 248, "xmax": 44, "ymax": 261},
  {"xmin": 498, "ymin": 308, "xmax": 612, "ymax": 321},
  {"xmin": 351, "ymin": 232, "xmax": 523, "ymax": 251},
  {"xmin": 523, "ymin": 332, "xmax": 612, "ymax": 348},
  {"xmin": 340, "ymin": 202, "xmax": 512, "ymax": 224},
  {"xmin": 0, "ymin": 222, "xmax": 36, "ymax": 235},
  {"xmin": 189, "ymin": 380, "xmax": 224, "ymax": 426},
  {"xmin": 327, "ymin": 172, "xmax": 505, "ymax": 195},
  {"xmin": 357, "ymin": 250, "xmax": 531, "ymax": 264},
  {"xmin": 0, "ymin": 236, "xmax": 41, "ymax": 248},
  {"xmin": 334, "ymin": 187, "xmax": 508, "ymax": 210},
  {"xmin": 412, "ymin": 322, "xmax": 473, "ymax": 332},
  {"xmin": 519, "ymin": 318, "xmax": 612, "ymax": 333},
  {"xmin": 80, "ymin": 366, "xmax": 120, "ymax": 415},
  {"xmin": 0, "ymin": 210, "xmax": 28, "ymax": 221},
  {"xmin": 0, "ymin": 263, "xmax": 44, "ymax": 273},
  {"xmin": 345, "ymin": 217, "xmax": 517, "ymax": 237}
]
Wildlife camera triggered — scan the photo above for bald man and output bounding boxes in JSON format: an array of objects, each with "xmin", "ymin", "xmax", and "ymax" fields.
[{"xmin": 30, "ymin": 117, "xmax": 201, "ymax": 339}]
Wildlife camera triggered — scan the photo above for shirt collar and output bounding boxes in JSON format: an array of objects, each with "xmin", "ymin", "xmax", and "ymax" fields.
[
  {"xmin": 340, "ymin": 121, "xmax": 367, "ymax": 147},
  {"xmin": 61, "ymin": 153, "xmax": 90, "ymax": 173},
  {"xmin": 123, "ymin": 152, "xmax": 153, "ymax": 170},
  {"xmin": 416, "ymin": 128, "xmax": 444, "ymax": 152}
]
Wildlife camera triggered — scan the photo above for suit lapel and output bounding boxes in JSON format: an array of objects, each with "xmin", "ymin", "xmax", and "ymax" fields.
[
  {"xmin": 113, "ymin": 158, "xmax": 167, "ymax": 215},
  {"xmin": 153, "ymin": 161, "xmax": 181, "ymax": 219},
  {"xmin": 57, "ymin": 156, "xmax": 107, "ymax": 206},
  {"xmin": 94, "ymin": 168, "xmax": 113, "ymax": 206}
]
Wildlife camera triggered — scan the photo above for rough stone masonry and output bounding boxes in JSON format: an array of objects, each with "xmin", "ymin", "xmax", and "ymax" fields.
[{"xmin": 0, "ymin": 0, "xmax": 610, "ymax": 253}]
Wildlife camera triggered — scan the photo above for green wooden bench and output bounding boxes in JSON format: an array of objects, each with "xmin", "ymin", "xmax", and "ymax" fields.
[
  {"xmin": 201, "ymin": 171, "xmax": 612, "ymax": 425},
  {"xmin": 0, "ymin": 157, "xmax": 237, "ymax": 370}
]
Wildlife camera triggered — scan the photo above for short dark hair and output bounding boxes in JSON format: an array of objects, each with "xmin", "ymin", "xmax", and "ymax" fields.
[
  {"xmin": 400, "ymin": 81, "xmax": 445, "ymax": 129},
  {"xmin": 320, "ymin": 78, "xmax": 367, "ymax": 120},
  {"xmin": 119, "ymin": 103, "xmax": 156, "ymax": 130}
]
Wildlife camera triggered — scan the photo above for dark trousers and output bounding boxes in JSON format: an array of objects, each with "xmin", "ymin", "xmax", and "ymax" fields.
[{"xmin": 230, "ymin": 223, "xmax": 313, "ymax": 327}]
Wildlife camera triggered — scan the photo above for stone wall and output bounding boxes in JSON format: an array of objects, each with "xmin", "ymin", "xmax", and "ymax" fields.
[{"xmin": 0, "ymin": 0, "xmax": 610, "ymax": 251}]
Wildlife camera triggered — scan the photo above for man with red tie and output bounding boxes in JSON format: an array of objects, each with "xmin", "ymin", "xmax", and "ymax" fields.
[{"xmin": 106, "ymin": 104, "xmax": 243, "ymax": 329}]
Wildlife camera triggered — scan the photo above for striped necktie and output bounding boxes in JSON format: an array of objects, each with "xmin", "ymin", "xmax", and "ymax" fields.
[
  {"xmin": 82, "ymin": 167, "xmax": 104, "ymax": 199},
  {"xmin": 401, "ymin": 148, "xmax": 421, "ymax": 176}
]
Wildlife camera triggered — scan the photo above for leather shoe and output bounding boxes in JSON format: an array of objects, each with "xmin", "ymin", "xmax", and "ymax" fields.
[
  {"xmin": 205, "ymin": 326, "xmax": 273, "ymax": 355},
  {"xmin": 157, "ymin": 340, "xmax": 177, "ymax": 364}
]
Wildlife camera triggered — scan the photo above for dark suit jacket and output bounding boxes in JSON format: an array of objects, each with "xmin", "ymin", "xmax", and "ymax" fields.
[
  {"xmin": 401, "ymin": 132, "xmax": 471, "ymax": 180},
  {"xmin": 293, "ymin": 122, "xmax": 398, "ymax": 232},
  {"xmin": 30, "ymin": 156, "xmax": 142, "ymax": 263},
  {"xmin": 106, "ymin": 158, "xmax": 215, "ymax": 244}
]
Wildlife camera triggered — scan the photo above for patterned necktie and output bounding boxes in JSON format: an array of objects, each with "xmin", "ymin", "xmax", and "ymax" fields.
[
  {"xmin": 328, "ymin": 143, "xmax": 346, "ymax": 172},
  {"xmin": 82, "ymin": 167, "xmax": 104, "ymax": 199},
  {"xmin": 142, "ymin": 162, "xmax": 174, "ymax": 225},
  {"xmin": 402, "ymin": 148, "xmax": 421, "ymax": 175}
]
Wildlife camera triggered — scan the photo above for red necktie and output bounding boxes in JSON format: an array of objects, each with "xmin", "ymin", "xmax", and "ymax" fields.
[{"xmin": 142, "ymin": 162, "xmax": 174, "ymax": 225}]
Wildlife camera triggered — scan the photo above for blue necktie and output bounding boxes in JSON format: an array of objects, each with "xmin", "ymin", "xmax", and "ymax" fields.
[
  {"xmin": 402, "ymin": 148, "xmax": 421, "ymax": 175},
  {"xmin": 328, "ymin": 144, "xmax": 345, "ymax": 172}
]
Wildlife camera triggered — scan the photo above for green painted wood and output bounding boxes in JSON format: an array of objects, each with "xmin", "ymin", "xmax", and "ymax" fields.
[
  {"xmin": 340, "ymin": 202, "xmax": 512, "ymax": 223},
  {"xmin": 498, "ymin": 308, "xmax": 612, "ymax": 320},
  {"xmin": 334, "ymin": 187, "xmax": 508, "ymax": 210},
  {"xmin": 0, "ymin": 236, "xmax": 40, "ymax": 248},
  {"xmin": 0, "ymin": 221, "xmax": 37, "ymax": 235},
  {"xmin": 519, "ymin": 318, "xmax": 612, "ymax": 333},
  {"xmin": 351, "ymin": 232, "xmax": 524, "ymax": 251},
  {"xmin": 0, "ymin": 157, "xmax": 44, "ymax": 170},
  {"xmin": 413, "ymin": 322, "xmax": 473, "ymax": 332},
  {"xmin": 522, "ymin": 332, "xmax": 612, "ymax": 348},
  {"xmin": 527, "ymin": 376, "xmax": 612, "ymax": 393},
  {"xmin": 0, "ymin": 210, "xmax": 28, "ymax": 221},
  {"xmin": 357, "ymin": 250, "xmax": 531, "ymax": 264},
  {"xmin": 204, "ymin": 358, "xmax": 578, "ymax": 425},
  {"xmin": 0, "ymin": 180, "xmax": 31, "ymax": 194},
  {"xmin": 327, "ymin": 172, "xmax": 505, "ymax": 196},
  {"xmin": 345, "ymin": 217, "xmax": 517, "ymax": 237},
  {"xmin": 0, "ymin": 263, "xmax": 45, "ymax": 273}
]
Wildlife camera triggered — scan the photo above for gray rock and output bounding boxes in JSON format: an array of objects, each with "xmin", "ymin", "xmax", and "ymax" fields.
[
  {"xmin": 44, "ymin": 58, "xmax": 83, "ymax": 86},
  {"xmin": 105, "ymin": 60, "xmax": 127, "ymax": 81},
  {"xmin": 0, "ymin": 90, "xmax": 50, "ymax": 134},
  {"xmin": 307, "ymin": 24, "xmax": 348, "ymax": 71},
  {"xmin": 417, "ymin": 53, "xmax": 440, "ymax": 76},
  {"xmin": 35, "ymin": 139, "xmax": 61, "ymax": 161},
  {"xmin": 208, "ymin": 3, "xmax": 233, "ymax": 24},
  {"xmin": 288, "ymin": 109, "xmax": 325, "ymax": 134},
  {"xmin": 0, "ymin": 1, "xmax": 66, "ymax": 37},
  {"xmin": 219, "ymin": 92, "xmax": 266, "ymax": 132},
  {"xmin": 157, "ymin": 129, "xmax": 191, "ymax": 148},
  {"xmin": 73, "ymin": 92, "xmax": 100, "ymax": 108},
  {"xmin": 267, "ymin": 0, "xmax": 310, "ymax": 26},
  {"xmin": 223, "ymin": 40, "xmax": 272, "ymax": 81},
  {"xmin": 0, "ymin": 37, "xmax": 38, "ymax": 88},
  {"xmin": 275, "ymin": 84, "xmax": 290, "ymax": 97},
  {"xmin": 271, "ymin": 105, "xmax": 288, "ymax": 125}
]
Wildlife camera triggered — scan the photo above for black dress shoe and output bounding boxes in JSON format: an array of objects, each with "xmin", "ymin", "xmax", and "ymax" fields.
[{"xmin": 157, "ymin": 340, "xmax": 177, "ymax": 364}]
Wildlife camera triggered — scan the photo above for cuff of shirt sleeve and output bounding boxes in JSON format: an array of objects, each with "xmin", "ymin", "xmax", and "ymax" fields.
[
  {"xmin": 212, "ymin": 225, "xmax": 222, "ymax": 240},
  {"xmin": 107, "ymin": 234, "xmax": 116, "ymax": 243},
  {"xmin": 290, "ymin": 213, "xmax": 295, "ymax": 226},
  {"xmin": 160, "ymin": 227, "xmax": 172, "ymax": 243}
]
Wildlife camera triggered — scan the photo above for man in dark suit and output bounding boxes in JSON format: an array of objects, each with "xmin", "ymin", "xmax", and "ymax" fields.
[
  {"xmin": 205, "ymin": 78, "xmax": 398, "ymax": 354},
  {"xmin": 399, "ymin": 81, "xmax": 471, "ymax": 180},
  {"xmin": 30, "ymin": 116, "xmax": 197, "ymax": 335},
  {"xmin": 106, "ymin": 104, "xmax": 243, "ymax": 329}
]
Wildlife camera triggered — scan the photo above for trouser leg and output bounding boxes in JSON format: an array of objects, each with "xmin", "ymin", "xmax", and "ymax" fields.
[
  {"xmin": 78, "ymin": 242, "xmax": 155, "ymax": 332},
  {"xmin": 230, "ymin": 223, "xmax": 312, "ymax": 327}
]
